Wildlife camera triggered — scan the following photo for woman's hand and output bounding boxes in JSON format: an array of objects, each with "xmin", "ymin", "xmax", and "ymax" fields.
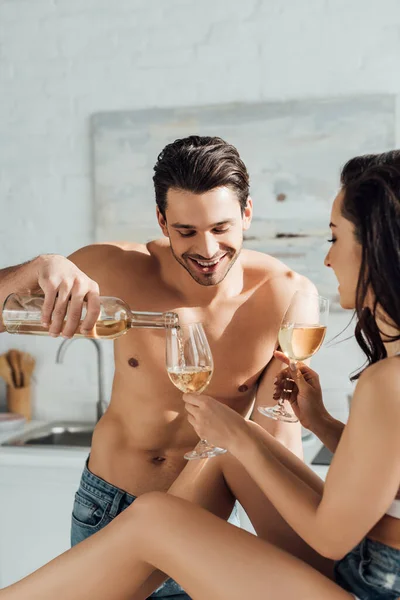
[
  {"xmin": 273, "ymin": 351, "xmax": 330, "ymax": 431},
  {"xmin": 182, "ymin": 393, "xmax": 251, "ymax": 452}
]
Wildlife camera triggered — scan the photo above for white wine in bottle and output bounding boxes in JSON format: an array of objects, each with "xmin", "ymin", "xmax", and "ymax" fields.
[{"xmin": 2, "ymin": 294, "xmax": 180, "ymax": 340}]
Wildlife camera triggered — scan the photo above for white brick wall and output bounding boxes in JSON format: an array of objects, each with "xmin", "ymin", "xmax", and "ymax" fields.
[{"xmin": 0, "ymin": 0, "xmax": 399, "ymax": 420}]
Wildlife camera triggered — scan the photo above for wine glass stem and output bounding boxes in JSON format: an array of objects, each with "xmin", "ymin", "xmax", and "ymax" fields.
[
  {"xmin": 279, "ymin": 360, "xmax": 297, "ymax": 405},
  {"xmin": 194, "ymin": 391, "xmax": 215, "ymax": 450}
]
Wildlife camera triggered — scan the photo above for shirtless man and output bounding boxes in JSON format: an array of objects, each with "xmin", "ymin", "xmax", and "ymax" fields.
[{"xmin": 0, "ymin": 136, "xmax": 315, "ymax": 599}]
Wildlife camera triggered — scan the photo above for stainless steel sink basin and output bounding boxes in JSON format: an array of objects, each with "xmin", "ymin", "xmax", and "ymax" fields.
[{"xmin": 2, "ymin": 421, "xmax": 94, "ymax": 448}]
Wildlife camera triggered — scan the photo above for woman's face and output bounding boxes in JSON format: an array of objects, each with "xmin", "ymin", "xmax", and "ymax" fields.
[{"xmin": 324, "ymin": 190, "xmax": 363, "ymax": 309}]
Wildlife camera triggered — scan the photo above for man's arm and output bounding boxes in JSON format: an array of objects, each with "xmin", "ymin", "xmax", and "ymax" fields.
[
  {"xmin": 0, "ymin": 252, "xmax": 100, "ymax": 336},
  {"xmin": 250, "ymin": 356, "xmax": 303, "ymax": 458},
  {"xmin": 0, "ymin": 257, "xmax": 46, "ymax": 332}
]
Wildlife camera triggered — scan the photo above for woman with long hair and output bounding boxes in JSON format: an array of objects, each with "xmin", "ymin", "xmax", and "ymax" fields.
[{"xmin": 2, "ymin": 150, "xmax": 400, "ymax": 600}]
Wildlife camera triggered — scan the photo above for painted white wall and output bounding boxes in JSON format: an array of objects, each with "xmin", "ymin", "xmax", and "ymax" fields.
[{"xmin": 0, "ymin": 0, "xmax": 399, "ymax": 420}]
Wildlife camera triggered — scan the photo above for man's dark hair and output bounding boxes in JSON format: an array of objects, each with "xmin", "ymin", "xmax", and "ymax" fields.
[
  {"xmin": 340, "ymin": 150, "xmax": 400, "ymax": 378},
  {"xmin": 153, "ymin": 135, "xmax": 250, "ymax": 218}
]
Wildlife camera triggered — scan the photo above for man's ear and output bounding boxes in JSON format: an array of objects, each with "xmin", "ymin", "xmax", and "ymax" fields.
[
  {"xmin": 156, "ymin": 207, "xmax": 169, "ymax": 237},
  {"xmin": 242, "ymin": 197, "xmax": 253, "ymax": 231}
]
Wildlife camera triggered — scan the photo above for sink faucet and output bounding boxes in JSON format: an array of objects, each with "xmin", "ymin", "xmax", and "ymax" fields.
[{"xmin": 56, "ymin": 338, "xmax": 107, "ymax": 422}]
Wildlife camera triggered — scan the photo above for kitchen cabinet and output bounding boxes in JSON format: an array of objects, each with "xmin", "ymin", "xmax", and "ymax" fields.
[
  {"xmin": 0, "ymin": 444, "xmax": 86, "ymax": 587},
  {"xmin": 0, "ymin": 429, "xmax": 327, "ymax": 588}
]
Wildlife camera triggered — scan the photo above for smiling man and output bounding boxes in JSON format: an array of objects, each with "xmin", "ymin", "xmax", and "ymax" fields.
[{"xmin": 0, "ymin": 135, "xmax": 315, "ymax": 599}]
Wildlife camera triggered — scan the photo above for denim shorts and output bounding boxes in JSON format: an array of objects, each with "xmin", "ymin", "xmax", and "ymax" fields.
[
  {"xmin": 71, "ymin": 459, "xmax": 240, "ymax": 599},
  {"xmin": 334, "ymin": 537, "xmax": 400, "ymax": 600}
]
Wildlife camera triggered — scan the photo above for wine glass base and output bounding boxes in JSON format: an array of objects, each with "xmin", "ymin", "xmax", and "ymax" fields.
[
  {"xmin": 258, "ymin": 405, "xmax": 299, "ymax": 423},
  {"xmin": 184, "ymin": 445, "xmax": 227, "ymax": 461}
]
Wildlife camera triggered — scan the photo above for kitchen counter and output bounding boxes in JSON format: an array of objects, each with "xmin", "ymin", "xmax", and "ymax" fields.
[
  {"xmin": 0, "ymin": 418, "xmax": 328, "ymax": 477},
  {"xmin": 0, "ymin": 420, "xmax": 90, "ymax": 468}
]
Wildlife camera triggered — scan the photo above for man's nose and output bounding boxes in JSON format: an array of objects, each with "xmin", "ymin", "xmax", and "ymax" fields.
[{"xmin": 197, "ymin": 233, "xmax": 219, "ymax": 258}]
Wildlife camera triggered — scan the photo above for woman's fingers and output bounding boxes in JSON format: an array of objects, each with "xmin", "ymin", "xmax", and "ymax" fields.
[
  {"xmin": 273, "ymin": 350, "xmax": 290, "ymax": 365},
  {"xmin": 182, "ymin": 393, "xmax": 202, "ymax": 407}
]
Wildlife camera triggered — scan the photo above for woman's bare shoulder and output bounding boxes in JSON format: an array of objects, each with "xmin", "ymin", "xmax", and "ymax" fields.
[{"xmin": 353, "ymin": 355, "xmax": 400, "ymax": 412}]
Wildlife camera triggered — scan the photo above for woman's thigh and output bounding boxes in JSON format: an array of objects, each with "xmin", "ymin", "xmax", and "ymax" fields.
[
  {"xmin": 133, "ymin": 492, "xmax": 352, "ymax": 600},
  {"xmin": 168, "ymin": 423, "xmax": 334, "ymax": 577}
]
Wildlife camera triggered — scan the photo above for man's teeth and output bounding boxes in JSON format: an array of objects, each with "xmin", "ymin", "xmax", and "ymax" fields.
[{"xmin": 194, "ymin": 257, "xmax": 223, "ymax": 267}]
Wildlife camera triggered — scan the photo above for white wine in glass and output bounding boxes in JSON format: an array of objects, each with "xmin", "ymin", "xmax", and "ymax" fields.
[
  {"xmin": 278, "ymin": 324, "xmax": 327, "ymax": 362},
  {"xmin": 167, "ymin": 366, "xmax": 213, "ymax": 394},
  {"xmin": 166, "ymin": 323, "xmax": 227, "ymax": 460},
  {"xmin": 258, "ymin": 291, "xmax": 329, "ymax": 423}
]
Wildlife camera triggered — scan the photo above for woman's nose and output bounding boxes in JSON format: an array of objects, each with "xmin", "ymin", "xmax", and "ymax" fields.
[{"xmin": 324, "ymin": 251, "xmax": 331, "ymax": 268}]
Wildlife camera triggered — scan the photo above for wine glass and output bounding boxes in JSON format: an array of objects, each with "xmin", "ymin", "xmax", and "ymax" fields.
[
  {"xmin": 258, "ymin": 291, "xmax": 329, "ymax": 423},
  {"xmin": 166, "ymin": 322, "xmax": 227, "ymax": 460}
]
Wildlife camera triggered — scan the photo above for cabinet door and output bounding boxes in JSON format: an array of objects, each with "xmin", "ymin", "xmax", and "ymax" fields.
[{"xmin": 0, "ymin": 463, "xmax": 82, "ymax": 587}]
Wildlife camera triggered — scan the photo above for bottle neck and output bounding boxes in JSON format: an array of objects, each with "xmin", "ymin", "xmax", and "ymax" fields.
[{"xmin": 128, "ymin": 310, "xmax": 179, "ymax": 329}]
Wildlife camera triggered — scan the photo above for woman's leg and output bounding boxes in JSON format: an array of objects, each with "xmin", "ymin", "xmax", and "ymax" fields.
[
  {"xmin": 1, "ymin": 493, "xmax": 352, "ymax": 600},
  {"xmin": 87, "ymin": 421, "xmax": 332, "ymax": 599},
  {"xmin": 220, "ymin": 422, "xmax": 334, "ymax": 576},
  {"xmin": 127, "ymin": 450, "xmax": 238, "ymax": 599}
]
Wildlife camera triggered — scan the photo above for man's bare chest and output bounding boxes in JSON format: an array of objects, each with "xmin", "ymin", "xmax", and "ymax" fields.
[
  {"xmin": 99, "ymin": 268, "xmax": 281, "ymax": 398},
  {"xmin": 114, "ymin": 307, "xmax": 279, "ymax": 403}
]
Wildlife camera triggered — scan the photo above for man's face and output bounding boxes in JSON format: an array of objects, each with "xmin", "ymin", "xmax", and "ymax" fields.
[{"xmin": 157, "ymin": 187, "xmax": 252, "ymax": 286}]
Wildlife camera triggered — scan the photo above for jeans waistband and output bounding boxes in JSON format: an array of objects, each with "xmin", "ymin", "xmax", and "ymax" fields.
[{"xmin": 80, "ymin": 457, "xmax": 137, "ymax": 506}]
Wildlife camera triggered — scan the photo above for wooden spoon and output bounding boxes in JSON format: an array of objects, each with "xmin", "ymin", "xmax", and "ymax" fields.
[
  {"xmin": 21, "ymin": 353, "xmax": 36, "ymax": 386},
  {"xmin": 17, "ymin": 351, "xmax": 24, "ymax": 387},
  {"xmin": 0, "ymin": 354, "xmax": 15, "ymax": 387},
  {"xmin": 7, "ymin": 349, "xmax": 21, "ymax": 388}
]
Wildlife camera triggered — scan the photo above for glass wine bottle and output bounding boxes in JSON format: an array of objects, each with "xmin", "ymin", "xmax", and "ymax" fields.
[{"xmin": 2, "ymin": 294, "xmax": 179, "ymax": 339}]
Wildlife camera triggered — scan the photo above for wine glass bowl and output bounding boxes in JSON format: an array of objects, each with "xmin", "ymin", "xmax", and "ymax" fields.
[
  {"xmin": 166, "ymin": 322, "xmax": 226, "ymax": 460},
  {"xmin": 258, "ymin": 291, "xmax": 329, "ymax": 423},
  {"xmin": 278, "ymin": 322, "xmax": 327, "ymax": 362}
]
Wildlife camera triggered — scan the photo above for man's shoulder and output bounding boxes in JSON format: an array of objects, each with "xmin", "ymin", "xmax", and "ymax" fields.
[
  {"xmin": 68, "ymin": 241, "xmax": 153, "ymax": 277},
  {"xmin": 242, "ymin": 249, "xmax": 315, "ymax": 294}
]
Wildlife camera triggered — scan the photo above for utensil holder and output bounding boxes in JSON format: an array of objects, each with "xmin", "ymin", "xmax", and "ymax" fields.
[{"xmin": 6, "ymin": 385, "xmax": 31, "ymax": 421}]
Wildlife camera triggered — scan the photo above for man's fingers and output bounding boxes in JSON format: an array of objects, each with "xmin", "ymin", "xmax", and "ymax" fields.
[
  {"xmin": 48, "ymin": 284, "xmax": 72, "ymax": 336},
  {"xmin": 80, "ymin": 286, "xmax": 101, "ymax": 334},
  {"xmin": 62, "ymin": 292, "xmax": 87, "ymax": 338},
  {"xmin": 40, "ymin": 284, "xmax": 58, "ymax": 327}
]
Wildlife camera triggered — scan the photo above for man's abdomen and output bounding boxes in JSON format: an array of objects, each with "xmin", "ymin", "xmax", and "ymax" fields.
[{"xmin": 88, "ymin": 410, "xmax": 196, "ymax": 495}]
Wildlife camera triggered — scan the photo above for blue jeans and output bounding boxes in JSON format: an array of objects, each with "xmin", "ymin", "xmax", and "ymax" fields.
[
  {"xmin": 334, "ymin": 537, "xmax": 400, "ymax": 599},
  {"xmin": 71, "ymin": 459, "xmax": 240, "ymax": 599}
]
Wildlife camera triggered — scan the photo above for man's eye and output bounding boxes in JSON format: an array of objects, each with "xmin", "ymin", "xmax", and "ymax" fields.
[
  {"xmin": 213, "ymin": 228, "xmax": 229, "ymax": 235},
  {"xmin": 178, "ymin": 231, "xmax": 196, "ymax": 238},
  {"xmin": 327, "ymin": 238, "xmax": 336, "ymax": 244}
]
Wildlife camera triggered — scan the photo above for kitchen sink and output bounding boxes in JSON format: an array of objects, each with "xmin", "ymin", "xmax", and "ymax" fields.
[{"xmin": 2, "ymin": 421, "xmax": 95, "ymax": 448}]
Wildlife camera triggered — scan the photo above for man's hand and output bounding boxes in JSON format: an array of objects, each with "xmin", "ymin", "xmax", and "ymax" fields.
[{"xmin": 33, "ymin": 255, "xmax": 100, "ymax": 338}]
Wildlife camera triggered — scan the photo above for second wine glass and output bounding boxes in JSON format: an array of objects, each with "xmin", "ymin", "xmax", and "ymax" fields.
[
  {"xmin": 166, "ymin": 322, "xmax": 227, "ymax": 460},
  {"xmin": 258, "ymin": 290, "xmax": 329, "ymax": 423}
]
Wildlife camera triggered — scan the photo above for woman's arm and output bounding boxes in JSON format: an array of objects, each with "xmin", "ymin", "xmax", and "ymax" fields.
[
  {"xmin": 308, "ymin": 412, "xmax": 345, "ymax": 453},
  {"xmin": 230, "ymin": 358, "xmax": 400, "ymax": 559},
  {"xmin": 272, "ymin": 351, "xmax": 345, "ymax": 453}
]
